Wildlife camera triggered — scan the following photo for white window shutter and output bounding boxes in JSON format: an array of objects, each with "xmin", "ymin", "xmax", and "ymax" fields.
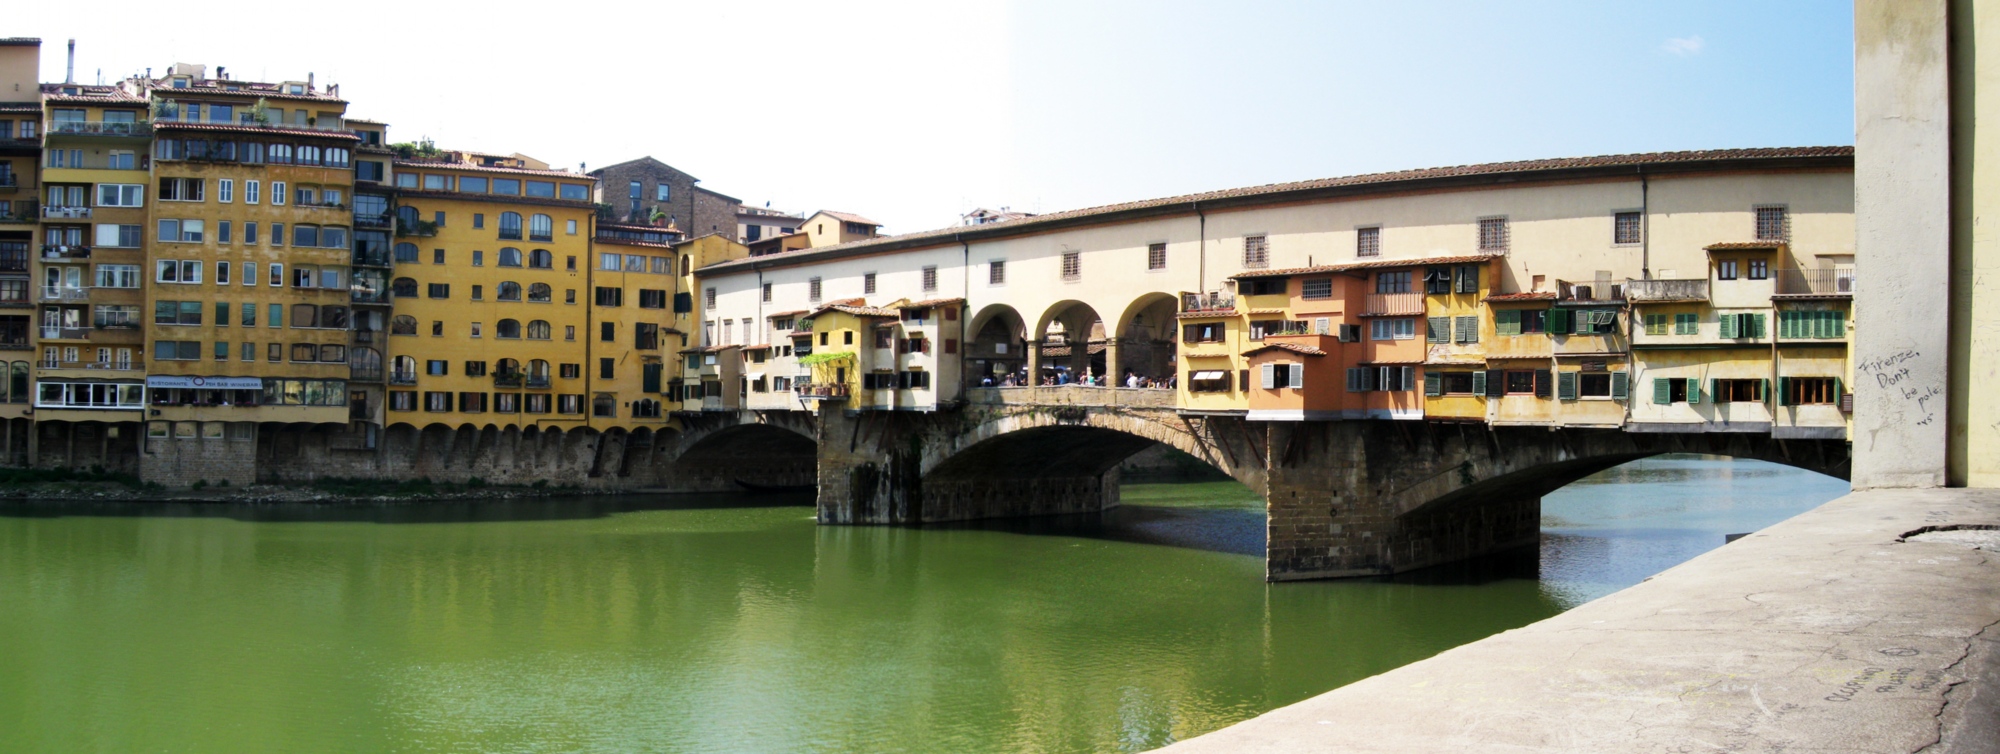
[
  {"xmin": 1261, "ymin": 364, "xmax": 1276, "ymax": 389},
  {"xmin": 1289, "ymin": 364, "xmax": 1304, "ymax": 388}
]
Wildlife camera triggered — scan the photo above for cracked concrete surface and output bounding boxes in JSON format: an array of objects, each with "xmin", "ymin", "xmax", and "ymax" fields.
[{"xmin": 1155, "ymin": 489, "xmax": 2000, "ymax": 753}]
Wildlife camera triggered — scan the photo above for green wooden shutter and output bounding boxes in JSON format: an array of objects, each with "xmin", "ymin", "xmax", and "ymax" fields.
[
  {"xmin": 1652, "ymin": 378, "xmax": 1671, "ymax": 405},
  {"xmin": 1488, "ymin": 369, "xmax": 1507, "ymax": 397},
  {"xmin": 1834, "ymin": 378, "xmax": 1843, "ymax": 400},
  {"xmin": 1759, "ymin": 378, "xmax": 1770, "ymax": 403},
  {"xmin": 1750, "ymin": 313, "xmax": 1766, "ymax": 339},
  {"xmin": 1829, "ymin": 310, "xmax": 1845, "ymax": 338},
  {"xmin": 1548, "ymin": 308, "xmax": 1572, "ymax": 335},
  {"xmin": 1778, "ymin": 377, "xmax": 1793, "ymax": 406},
  {"xmin": 1557, "ymin": 371, "xmax": 1577, "ymax": 401},
  {"xmin": 1495, "ymin": 309, "xmax": 1520, "ymax": 336},
  {"xmin": 1719, "ymin": 312, "xmax": 1738, "ymax": 339},
  {"xmin": 1610, "ymin": 371, "xmax": 1629, "ymax": 400},
  {"xmin": 642, "ymin": 363, "xmax": 662, "ymax": 393},
  {"xmin": 1427, "ymin": 317, "xmax": 1449, "ymax": 343},
  {"xmin": 1534, "ymin": 370, "xmax": 1551, "ymax": 398},
  {"xmin": 1687, "ymin": 378, "xmax": 1702, "ymax": 404},
  {"xmin": 1423, "ymin": 370, "xmax": 1442, "ymax": 396},
  {"xmin": 1471, "ymin": 370, "xmax": 1487, "ymax": 396},
  {"xmin": 1456, "ymin": 316, "xmax": 1479, "ymax": 343}
]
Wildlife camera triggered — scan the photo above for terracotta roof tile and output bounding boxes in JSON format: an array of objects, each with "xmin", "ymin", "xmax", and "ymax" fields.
[
  {"xmin": 1485, "ymin": 291, "xmax": 1560, "ymax": 302},
  {"xmin": 393, "ymin": 158, "xmax": 595, "ymax": 180},
  {"xmin": 766, "ymin": 310, "xmax": 808, "ymax": 319},
  {"xmin": 816, "ymin": 210, "xmax": 879, "ymax": 226},
  {"xmin": 1177, "ymin": 310, "xmax": 1238, "ymax": 320},
  {"xmin": 701, "ymin": 147, "xmax": 1852, "ymax": 275},
  {"xmin": 1233, "ymin": 254, "xmax": 1502, "ymax": 280},
  {"xmin": 1705, "ymin": 241, "xmax": 1786, "ymax": 250},
  {"xmin": 899, "ymin": 297, "xmax": 965, "ymax": 309},
  {"xmin": 1243, "ymin": 343, "xmax": 1327, "ymax": 357},
  {"xmin": 1245, "ymin": 308, "xmax": 1290, "ymax": 315},
  {"xmin": 153, "ymin": 121, "xmax": 359, "ymax": 141}
]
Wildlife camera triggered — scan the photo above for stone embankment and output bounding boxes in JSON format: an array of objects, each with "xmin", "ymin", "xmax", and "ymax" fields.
[{"xmin": 1157, "ymin": 488, "xmax": 2000, "ymax": 753}]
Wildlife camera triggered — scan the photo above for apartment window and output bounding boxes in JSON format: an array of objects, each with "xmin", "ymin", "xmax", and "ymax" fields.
[
  {"xmin": 601, "ymin": 322, "xmax": 616, "ymax": 342},
  {"xmin": 216, "ymin": 261, "xmax": 231, "ymax": 285},
  {"xmin": 152, "ymin": 301, "xmax": 203, "ymax": 325},
  {"xmin": 762, "ymin": 282, "xmax": 773, "ymax": 303},
  {"xmin": 428, "ymin": 283, "xmax": 449, "ymax": 299},
  {"xmin": 1780, "ymin": 377, "xmax": 1839, "ymax": 405},
  {"xmin": 1376, "ymin": 271, "xmax": 1411, "ymax": 294},
  {"xmin": 864, "ymin": 272, "xmax": 877, "ymax": 294},
  {"xmin": 809, "ymin": 277, "xmax": 823, "ymax": 302},
  {"xmin": 154, "ymin": 260, "xmax": 203, "ymax": 283},
  {"xmin": 1644, "ymin": 314, "xmax": 1669, "ymax": 336},
  {"xmin": 1714, "ymin": 378, "xmax": 1766, "ymax": 403},
  {"xmin": 922, "ymin": 265, "xmax": 939, "ymax": 292},
  {"xmin": 529, "ymin": 214, "xmax": 553, "ymax": 241},
  {"xmin": 96, "ymin": 184, "xmax": 144, "ymax": 207},
  {"xmin": 268, "ymin": 304, "xmax": 283, "ymax": 327},
  {"xmin": 217, "ymin": 221, "xmax": 232, "ymax": 244},
  {"xmin": 473, "ymin": 214, "xmax": 485, "ymax": 229},
  {"xmin": 1370, "ymin": 318, "xmax": 1415, "ymax": 341},
  {"xmin": 595, "ymin": 287, "xmax": 624, "ymax": 307},
  {"xmin": 245, "ymin": 180, "xmax": 260, "ymax": 205},
  {"xmin": 656, "ymin": 184, "xmax": 671, "ymax": 202},
  {"xmin": 472, "ymin": 250, "xmax": 484, "ymax": 267},
  {"xmin": 1454, "ymin": 316, "xmax": 1479, "ymax": 343},
  {"xmin": 1755, "ymin": 206, "xmax": 1788, "ymax": 241},
  {"xmin": 1147, "ymin": 243, "xmax": 1167, "ymax": 270},
  {"xmin": 566, "ymin": 220, "xmax": 578, "ymax": 235},
  {"xmin": 1505, "ymin": 370, "xmax": 1546, "ymax": 396},
  {"xmin": 988, "ymin": 261, "xmax": 1005, "ymax": 286},
  {"xmin": 1423, "ymin": 267, "xmax": 1452, "ymax": 294},
  {"xmin": 1478, "ymin": 217, "xmax": 1509, "ymax": 252},
  {"xmin": 1243, "ymin": 236, "xmax": 1269, "ymax": 269},
  {"xmin": 157, "ymin": 178, "xmax": 204, "ymax": 202},
  {"xmin": 499, "ymin": 212, "xmax": 522, "ymax": 240},
  {"xmin": 1748, "ymin": 259, "xmax": 1769, "ymax": 280},
  {"xmin": 1300, "ymin": 278, "xmax": 1333, "ymax": 300},
  {"xmin": 1060, "ymin": 251, "xmax": 1080, "ymax": 281},
  {"xmin": 94, "ymin": 224, "xmax": 143, "ymax": 248},
  {"xmin": 599, "ymin": 358, "xmax": 616, "ymax": 379},
  {"xmin": 1356, "ymin": 226, "xmax": 1380, "ymax": 257},
  {"xmin": 433, "ymin": 248, "xmax": 445, "ymax": 265},
  {"xmin": 1613, "ymin": 211, "xmax": 1642, "ymax": 245},
  {"xmin": 1779, "ymin": 309, "xmax": 1846, "ymax": 339},
  {"xmin": 560, "ymin": 363, "xmax": 581, "ymax": 379},
  {"xmin": 1675, "ymin": 313, "xmax": 1699, "ymax": 335},
  {"xmin": 271, "ymin": 182, "xmax": 286, "ymax": 205},
  {"xmin": 639, "ymin": 289, "xmax": 667, "ymax": 309},
  {"xmin": 156, "ymin": 219, "xmax": 205, "ymax": 243},
  {"xmin": 1717, "ymin": 260, "xmax": 1739, "ymax": 280}
]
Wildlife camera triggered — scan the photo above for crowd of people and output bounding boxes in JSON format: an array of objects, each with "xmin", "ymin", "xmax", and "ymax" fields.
[{"xmin": 977, "ymin": 368, "xmax": 1174, "ymax": 389}]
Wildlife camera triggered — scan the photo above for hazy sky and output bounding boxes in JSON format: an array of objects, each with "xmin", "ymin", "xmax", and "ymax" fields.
[{"xmin": 14, "ymin": 0, "xmax": 1853, "ymax": 234}]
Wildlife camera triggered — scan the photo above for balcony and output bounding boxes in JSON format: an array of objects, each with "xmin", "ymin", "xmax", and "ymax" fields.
[
  {"xmin": 352, "ymin": 329, "xmax": 376, "ymax": 344},
  {"xmin": 526, "ymin": 376, "xmax": 551, "ymax": 390},
  {"xmin": 493, "ymin": 373, "xmax": 524, "ymax": 388},
  {"xmin": 1776, "ymin": 269, "xmax": 1856, "ymax": 297},
  {"xmin": 0, "ymin": 175, "xmax": 16, "ymax": 192},
  {"xmin": 354, "ymin": 213, "xmax": 393, "ymax": 230},
  {"xmin": 0, "ymin": 253, "xmax": 26, "ymax": 273},
  {"xmin": 39, "ymin": 359, "xmax": 139, "ymax": 372},
  {"xmin": 40, "ymin": 326, "xmax": 89, "ymax": 340},
  {"xmin": 40, "ymin": 245, "xmax": 90, "ymax": 261},
  {"xmin": 41, "ymin": 206, "xmax": 90, "ymax": 220},
  {"xmin": 46, "ymin": 120, "xmax": 152, "ymax": 138},
  {"xmin": 1364, "ymin": 292, "xmax": 1424, "ymax": 316},
  {"xmin": 795, "ymin": 383, "xmax": 850, "ymax": 401},
  {"xmin": 388, "ymin": 371, "xmax": 418, "ymax": 386},
  {"xmin": 40, "ymin": 287, "xmax": 90, "ymax": 302},
  {"xmin": 0, "ymin": 202, "xmax": 37, "ymax": 225},
  {"xmin": 351, "ymin": 288, "xmax": 390, "ymax": 304},
  {"xmin": 93, "ymin": 320, "xmax": 141, "ymax": 331},
  {"xmin": 1180, "ymin": 291, "xmax": 1236, "ymax": 314},
  {"xmin": 0, "ymin": 339, "xmax": 31, "ymax": 351},
  {"xmin": 1625, "ymin": 278, "xmax": 1709, "ymax": 303},
  {"xmin": 349, "ymin": 367, "xmax": 383, "ymax": 383},
  {"xmin": 1557, "ymin": 279, "xmax": 1626, "ymax": 304},
  {"xmin": 351, "ymin": 251, "xmax": 392, "ymax": 268}
]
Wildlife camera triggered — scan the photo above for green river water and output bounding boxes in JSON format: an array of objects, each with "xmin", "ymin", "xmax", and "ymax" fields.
[{"xmin": 0, "ymin": 455, "xmax": 1848, "ymax": 753}]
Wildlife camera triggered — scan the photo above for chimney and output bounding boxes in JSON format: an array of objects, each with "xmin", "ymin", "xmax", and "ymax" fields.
[
  {"xmin": 307, "ymin": 72, "xmax": 314, "ymax": 92},
  {"xmin": 65, "ymin": 39, "xmax": 74, "ymax": 84},
  {"xmin": 217, "ymin": 66, "xmax": 226, "ymax": 80}
]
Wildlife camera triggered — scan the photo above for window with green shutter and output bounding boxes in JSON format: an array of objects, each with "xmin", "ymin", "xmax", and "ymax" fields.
[
  {"xmin": 1423, "ymin": 370, "xmax": 1442, "ymax": 397},
  {"xmin": 1675, "ymin": 313, "xmax": 1697, "ymax": 335},
  {"xmin": 1557, "ymin": 371, "xmax": 1578, "ymax": 400},
  {"xmin": 1749, "ymin": 313, "xmax": 1766, "ymax": 338},
  {"xmin": 1455, "ymin": 315, "xmax": 1478, "ymax": 343},
  {"xmin": 1495, "ymin": 309, "xmax": 1520, "ymax": 336},
  {"xmin": 1686, "ymin": 378, "xmax": 1702, "ymax": 404},
  {"xmin": 1471, "ymin": 370, "xmax": 1487, "ymax": 395},
  {"xmin": 1610, "ymin": 371, "xmax": 1629, "ymax": 400},
  {"xmin": 1427, "ymin": 316, "xmax": 1450, "ymax": 343},
  {"xmin": 1644, "ymin": 314, "xmax": 1668, "ymax": 336},
  {"xmin": 1720, "ymin": 312, "xmax": 1738, "ymax": 338},
  {"xmin": 1653, "ymin": 378, "xmax": 1672, "ymax": 404},
  {"xmin": 1547, "ymin": 308, "xmax": 1572, "ymax": 335},
  {"xmin": 642, "ymin": 363, "xmax": 662, "ymax": 393},
  {"xmin": 1455, "ymin": 264, "xmax": 1479, "ymax": 294}
]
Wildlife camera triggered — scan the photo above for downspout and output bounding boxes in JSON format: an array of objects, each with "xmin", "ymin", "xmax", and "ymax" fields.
[
  {"xmin": 1639, "ymin": 169, "xmax": 1651, "ymax": 279},
  {"xmin": 1194, "ymin": 200, "xmax": 1207, "ymax": 293},
  {"xmin": 584, "ymin": 211, "xmax": 596, "ymax": 430},
  {"xmin": 959, "ymin": 234, "xmax": 970, "ymax": 399}
]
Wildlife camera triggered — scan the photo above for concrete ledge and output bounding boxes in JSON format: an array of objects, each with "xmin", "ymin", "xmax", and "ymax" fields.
[{"xmin": 1157, "ymin": 488, "xmax": 2000, "ymax": 753}]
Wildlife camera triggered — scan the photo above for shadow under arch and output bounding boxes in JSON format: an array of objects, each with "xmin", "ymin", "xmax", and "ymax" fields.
[
  {"xmin": 966, "ymin": 303, "xmax": 1028, "ymax": 384},
  {"xmin": 1112, "ymin": 292, "xmax": 1181, "ymax": 383},
  {"xmin": 1033, "ymin": 299, "xmax": 1106, "ymax": 381},
  {"xmin": 667, "ymin": 422, "xmax": 818, "ymax": 491}
]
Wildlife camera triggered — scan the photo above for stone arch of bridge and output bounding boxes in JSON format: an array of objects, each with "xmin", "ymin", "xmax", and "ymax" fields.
[{"xmin": 924, "ymin": 406, "xmax": 1259, "ymax": 493}]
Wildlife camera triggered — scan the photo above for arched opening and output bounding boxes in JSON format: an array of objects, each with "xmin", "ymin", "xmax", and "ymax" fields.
[
  {"xmin": 1112, "ymin": 293, "xmax": 1180, "ymax": 387},
  {"xmin": 669, "ymin": 423, "xmax": 818, "ymax": 491},
  {"xmin": 1033, "ymin": 300, "xmax": 1106, "ymax": 384},
  {"xmin": 966, "ymin": 304, "xmax": 1027, "ymax": 386}
]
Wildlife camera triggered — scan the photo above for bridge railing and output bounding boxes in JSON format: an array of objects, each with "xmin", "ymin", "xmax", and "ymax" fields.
[{"xmin": 966, "ymin": 385, "xmax": 1176, "ymax": 408}]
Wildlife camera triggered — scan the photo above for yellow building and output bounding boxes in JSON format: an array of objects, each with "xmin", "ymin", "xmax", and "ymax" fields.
[
  {"xmin": 382, "ymin": 152, "xmax": 597, "ymax": 429},
  {"xmin": 1420, "ymin": 255, "xmax": 1502, "ymax": 421},
  {"xmin": 589, "ymin": 221, "xmax": 681, "ymax": 426},
  {"xmin": 139, "ymin": 64, "xmax": 358, "ymax": 432},
  {"xmin": 0, "ymin": 40, "xmax": 37, "ymax": 443},
  {"xmin": 673, "ymin": 232, "xmax": 750, "ymax": 410}
]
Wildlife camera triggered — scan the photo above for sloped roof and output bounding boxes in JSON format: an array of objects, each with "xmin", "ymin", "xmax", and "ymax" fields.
[
  {"xmin": 1232, "ymin": 254, "xmax": 1503, "ymax": 280},
  {"xmin": 1243, "ymin": 343, "xmax": 1327, "ymax": 357}
]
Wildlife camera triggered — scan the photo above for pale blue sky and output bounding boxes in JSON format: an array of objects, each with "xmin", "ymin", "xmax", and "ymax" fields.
[{"xmin": 14, "ymin": 0, "xmax": 1853, "ymax": 234}]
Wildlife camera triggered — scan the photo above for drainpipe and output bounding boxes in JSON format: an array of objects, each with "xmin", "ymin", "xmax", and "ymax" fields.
[
  {"xmin": 584, "ymin": 211, "xmax": 595, "ymax": 431},
  {"xmin": 1194, "ymin": 200, "xmax": 1207, "ymax": 294},
  {"xmin": 1639, "ymin": 169, "xmax": 1651, "ymax": 280},
  {"xmin": 959, "ymin": 234, "xmax": 970, "ymax": 398}
]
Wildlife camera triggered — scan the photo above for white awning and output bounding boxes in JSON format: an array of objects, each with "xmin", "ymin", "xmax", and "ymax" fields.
[
  {"xmin": 1192, "ymin": 371, "xmax": 1227, "ymax": 380},
  {"xmin": 746, "ymin": 372, "xmax": 765, "ymax": 380}
]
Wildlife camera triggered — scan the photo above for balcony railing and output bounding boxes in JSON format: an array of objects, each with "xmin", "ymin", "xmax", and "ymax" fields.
[
  {"xmin": 1776, "ymin": 269, "xmax": 1856, "ymax": 296},
  {"xmin": 354, "ymin": 214, "xmax": 393, "ymax": 229},
  {"xmin": 1558, "ymin": 279, "xmax": 1626, "ymax": 303},
  {"xmin": 352, "ymin": 330, "xmax": 376, "ymax": 344},
  {"xmin": 349, "ymin": 367, "xmax": 383, "ymax": 383},
  {"xmin": 40, "ymin": 359, "xmax": 138, "ymax": 371},
  {"xmin": 1624, "ymin": 278, "xmax": 1709, "ymax": 303},
  {"xmin": 388, "ymin": 371, "xmax": 418, "ymax": 386},
  {"xmin": 41, "ymin": 206, "xmax": 91, "ymax": 220},
  {"xmin": 0, "ymin": 253, "xmax": 27, "ymax": 273},
  {"xmin": 1364, "ymin": 292, "xmax": 1424, "ymax": 316},
  {"xmin": 40, "ymin": 326, "xmax": 89, "ymax": 340},
  {"xmin": 0, "ymin": 175, "xmax": 16, "ymax": 191},
  {"xmin": 40, "ymin": 245, "xmax": 90, "ymax": 260},
  {"xmin": 93, "ymin": 320, "xmax": 141, "ymax": 330},
  {"xmin": 795, "ymin": 383, "xmax": 850, "ymax": 400},
  {"xmin": 40, "ymin": 287, "xmax": 90, "ymax": 302},
  {"xmin": 493, "ymin": 374, "xmax": 523, "ymax": 388},
  {"xmin": 1181, "ymin": 291, "xmax": 1236, "ymax": 314},
  {"xmin": 0, "ymin": 202, "xmax": 37, "ymax": 224},
  {"xmin": 46, "ymin": 120, "xmax": 152, "ymax": 137},
  {"xmin": 352, "ymin": 251, "xmax": 392, "ymax": 268},
  {"xmin": 351, "ymin": 289, "xmax": 390, "ymax": 304},
  {"xmin": 526, "ymin": 376, "xmax": 551, "ymax": 390},
  {"xmin": 0, "ymin": 340, "xmax": 28, "ymax": 351}
]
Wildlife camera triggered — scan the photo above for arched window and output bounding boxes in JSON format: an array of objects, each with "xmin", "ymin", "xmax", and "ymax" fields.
[
  {"xmin": 529, "ymin": 249, "xmax": 553, "ymax": 269},
  {"xmin": 592, "ymin": 395, "xmax": 616, "ymax": 417},
  {"xmin": 496, "ymin": 319, "xmax": 521, "ymax": 339},
  {"xmin": 498, "ymin": 248, "xmax": 522, "ymax": 267},
  {"xmin": 499, "ymin": 212, "xmax": 522, "ymax": 240},
  {"xmin": 496, "ymin": 358, "xmax": 520, "ymax": 376},
  {"xmin": 391, "ymin": 277, "xmax": 417, "ymax": 298},
  {"xmin": 527, "ymin": 283, "xmax": 552, "ymax": 302},
  {"xmin": 526, "ymin": 320, "xmax": 551, "ymax": 340},
  {"xmin": 528, "ymin": 359, "xmax": 551, "ymax": 378},
  {"xmin": 292, "ymin": 304, "xmax": 319, "ymax": 328},
  {"xmin": 633, "ymin": 399, "xmax": 661, "ymax": 418},
  {"xmin": 498, "ymin": 282, "xmax": 522, "ymax": 301},
  {"xmin": 351, "ymin": 347, "xmax": 382, "ymax": 372},
  {"xmin": 394, "ymin": 242, "xmax": 419, "ymax": 263},
  {"xmin": 396, "ymin": 206, "xmax": 419, "ymax": 233},
  {"xmin": 392, "ymin": 355, "xmax": 417, "ymax": 379},
  {"xmin": 680, "ymin": 255, "xmax": 690, "ymax": 272},
  {"xmin": 390, "ymin": 315, "xmax": 417, "ymax": 335},
  {"xmin": 529, "ymin": 214, "xmax": 553, "ymax": 241}
]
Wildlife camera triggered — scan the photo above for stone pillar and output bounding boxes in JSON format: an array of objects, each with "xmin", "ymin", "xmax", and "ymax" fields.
[
  {"xmin": 815, "ymin": 405, "xmax": 927, "ymax": 524},
  {"xmin": 1025, "ymin": 339, "xmax": 1041, "ymax": 384},
  {"xmin": 1104, "ymin": 338, "xmax": 1122, "ymax": 386}
]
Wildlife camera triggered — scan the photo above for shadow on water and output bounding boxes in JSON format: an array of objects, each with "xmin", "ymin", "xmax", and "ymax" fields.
[{"xmin": 0, "ymin": 490, "xmax": 816, "ymax": 524}]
